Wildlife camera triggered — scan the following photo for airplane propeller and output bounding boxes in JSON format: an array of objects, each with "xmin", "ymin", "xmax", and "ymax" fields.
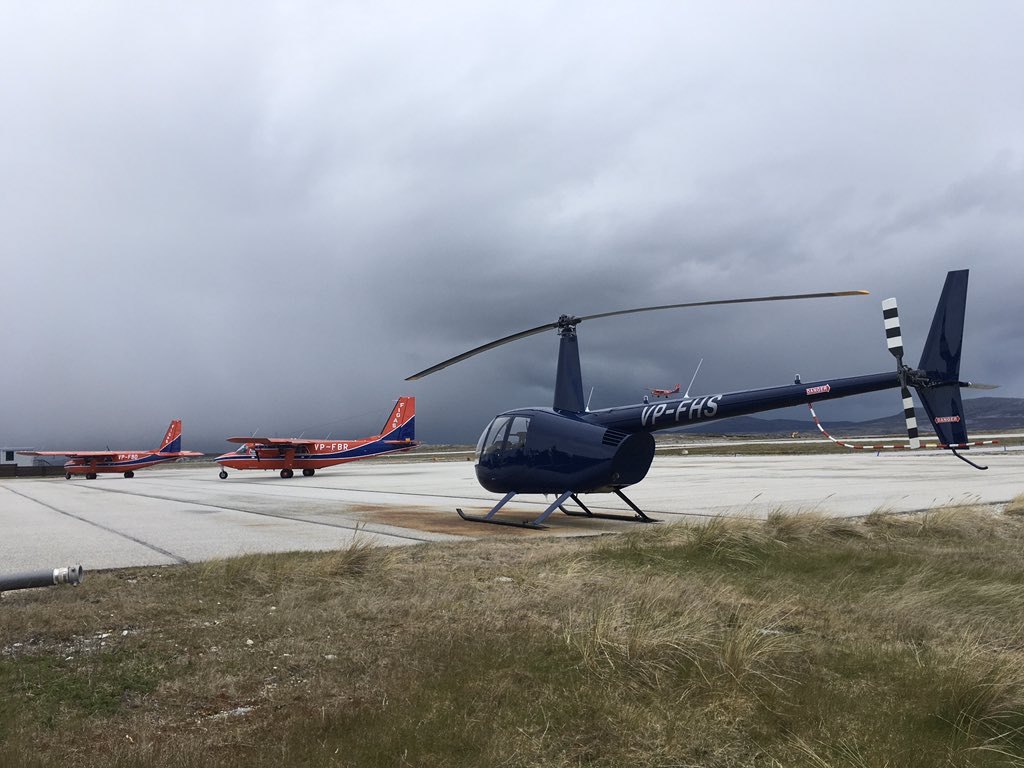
[{"xmin": 406, "ymin": 289, "xmax": 869, "ymax": 381}]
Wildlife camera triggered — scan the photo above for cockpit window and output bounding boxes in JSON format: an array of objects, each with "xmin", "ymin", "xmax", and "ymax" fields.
[
  {"xmin": 479, "ymin": 416, "xmax": 512, "ymax": 459},
  {"xmin": 475, "ymin": 425, "xmax": 491, "ymax": 456},
  {"xmin": 505, "ymin": 416, "xmax": 530, "ymax": 452}
]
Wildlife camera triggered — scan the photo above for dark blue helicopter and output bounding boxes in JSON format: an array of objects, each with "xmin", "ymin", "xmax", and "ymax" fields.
[{"xmin": 407, "ymin": 270, "xmax": 987, "ymax": 528}]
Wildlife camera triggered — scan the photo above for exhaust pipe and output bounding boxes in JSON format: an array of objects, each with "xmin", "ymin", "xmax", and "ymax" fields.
[{"xmin": 0, "ymin": 565, "xmax": 84, "ymax": 593}]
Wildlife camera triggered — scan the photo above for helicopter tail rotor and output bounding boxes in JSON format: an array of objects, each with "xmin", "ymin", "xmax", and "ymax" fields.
[
  {"xmin": 888, "ymin": 270, "xmax": 996, "ymax": 461},
  {"xmin": 811, "ymin": 271, "xmax": 995, "ymax": 466},
  {"xmin": 881, "ymin": 297, "xmax": 921, "ymax": 449}
]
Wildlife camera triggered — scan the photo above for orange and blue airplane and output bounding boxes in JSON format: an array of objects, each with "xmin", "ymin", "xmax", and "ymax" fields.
[
  {"xmin": 19, "ymin": 420, "xmax": 203, "ymax": 479},
  {"xmin": 214, "ymin": 396, "xmax": 418, "ymax": 479},
  {"xmin": 647, "ymin": 384, "xmax": 681, "ymax": 398}
]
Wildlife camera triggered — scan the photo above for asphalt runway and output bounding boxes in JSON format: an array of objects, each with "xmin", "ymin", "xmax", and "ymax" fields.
[{"xmin": 2, "ymin": 447, "xmax": 1022, "ymax": 572}]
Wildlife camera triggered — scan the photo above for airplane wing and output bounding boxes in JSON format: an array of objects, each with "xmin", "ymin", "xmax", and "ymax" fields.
[
  {"xmin": 225, "ymin": 437, "xmax": 309, "ymax": 446},
  {"xmin": 18, "ymin": 450, "xmax": 121, "ymax": 459},
  {"xmin": 224, "ymin": 437, "xmax": 311, "ymax": 451},
  {"xmin": 20, "ymin": 449, "xmax": 203, "ymax": 459}
]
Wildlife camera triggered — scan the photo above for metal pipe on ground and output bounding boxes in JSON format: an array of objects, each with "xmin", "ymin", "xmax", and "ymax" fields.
[{"xmin": 0, "ymin": 565, "xmax": 84, "ymax": 593}]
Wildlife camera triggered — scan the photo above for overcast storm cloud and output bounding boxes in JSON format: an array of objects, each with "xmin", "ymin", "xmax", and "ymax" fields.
[{"xmin": 1, "ymin": 2, "xmax": 1022, "ymax": 451}]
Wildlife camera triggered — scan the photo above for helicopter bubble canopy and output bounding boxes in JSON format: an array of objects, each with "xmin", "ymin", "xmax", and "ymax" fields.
[{"xmin": 471, "ymin": 408, "xmax": 654, "ymax": 495}]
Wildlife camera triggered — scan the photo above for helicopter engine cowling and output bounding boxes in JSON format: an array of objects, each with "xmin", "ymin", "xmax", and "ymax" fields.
[{"xmin": 474, "ymin": 408, "xmax": 655, "ymax": 495}]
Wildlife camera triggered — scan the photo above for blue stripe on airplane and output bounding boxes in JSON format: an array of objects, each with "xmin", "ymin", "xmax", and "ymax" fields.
[
  {"xmin": 292, "ymin": 440, "xmax": 408, "ymax": 461},
  {"xmin": 82, "ymin": 455, "xmax": 173, "ymax": 469}
]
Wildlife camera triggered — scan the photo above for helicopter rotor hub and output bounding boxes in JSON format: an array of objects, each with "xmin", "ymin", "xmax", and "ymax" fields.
[{"xmin": 556, "ymin": 315, "xmax": 581, "ymax": 336}]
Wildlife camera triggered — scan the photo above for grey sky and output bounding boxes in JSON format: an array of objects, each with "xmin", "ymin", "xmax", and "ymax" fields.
[{"xmin": 2, "ymin": 2, "xmax": 1022, "ymax": 450}]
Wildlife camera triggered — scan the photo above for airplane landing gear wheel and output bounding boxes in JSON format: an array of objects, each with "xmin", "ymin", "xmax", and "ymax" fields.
[
  {"xmin": 86, "ymin": 473, "xmax": 97, "ymax": 480},
  {"xmin": 124, "ymin": 471, "xmax": 134, "ymax": 478},
  {"xmin": 281, "ymin": 468, "xmax": 294, "ymax": 479},
  {"xmin": 65, "ymin": 472, "xmax": 72, "ymax": 480},
  {"xmin": 218, "ymin": 470, "xmax": 228, "ymax": 479},
  {"xmin": 302, "ymin": 468, "xmax": 315, "ymax": 477}
]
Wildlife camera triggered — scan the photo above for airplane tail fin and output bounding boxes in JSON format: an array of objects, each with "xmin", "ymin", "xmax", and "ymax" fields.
[
  {"xmin": 158, "ymin": 420, "xmax": 183, "ymax": 454},
  {"xmin": 379, "ymin": 397, "xmax": 415, "ymax": 441}
]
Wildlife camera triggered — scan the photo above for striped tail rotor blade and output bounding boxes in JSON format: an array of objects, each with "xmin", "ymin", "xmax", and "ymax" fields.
[
  {"xmin": 901, "ymin": 385, "xmax": 921, "ymax": 450},
  {"xmin": 883, "ymin": 297, "xmax": 919, "ymax": 449},
  {"xmin": 882, "ymin": 297, "xmax": 904, "ymax": 360}
]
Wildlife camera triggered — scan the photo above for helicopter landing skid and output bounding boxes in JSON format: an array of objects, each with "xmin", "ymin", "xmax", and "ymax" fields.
[
  {"xmin": 457, "ymin": 491, "xmax": 572, "ymax": 529},
  {"xmin": 456, "ymin": 489, "xmax": 658, "ymax": 529},
  {"xmin": 559, "ymin": 490, "xmax": 659, "ymax": 524}
]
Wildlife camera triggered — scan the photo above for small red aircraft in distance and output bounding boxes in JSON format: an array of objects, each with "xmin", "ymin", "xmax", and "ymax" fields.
[
  {"xmin": 19, "ymin": 420, "xmax": 203, "ymax": 479},
  {"xmin": 648, "ymin": 384, "xmax": 681, "ymax": 398},
  {"xmin": 214, "ymin": 397, "xmax": 418, "ymax": 479}
]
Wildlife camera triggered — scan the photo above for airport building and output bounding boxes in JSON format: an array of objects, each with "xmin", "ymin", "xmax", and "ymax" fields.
[{"xmin": 1, "ymin": 447, "xmax": 35, "ymax": 468}]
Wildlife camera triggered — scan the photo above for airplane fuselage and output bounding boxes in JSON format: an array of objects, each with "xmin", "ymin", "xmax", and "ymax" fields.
[
  {"xmin": 214, "ymin": 438, "xmax": 418, "ymax": 471},
  {"xmin": 215, "ymin": 396, "xmax": 417, "ymax": 479},
  {"xmin": 63, "ymin": 452, "xmax": 182, "ymax": 475},
  {"xmin": 20, "ymin": 420, "xmax": 202, "ymax": 479}
]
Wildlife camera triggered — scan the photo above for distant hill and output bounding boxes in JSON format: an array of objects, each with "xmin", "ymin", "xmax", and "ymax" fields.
[{"xmin": 674, "ymin": 396, "xmax": 1024, "ymax": 437}]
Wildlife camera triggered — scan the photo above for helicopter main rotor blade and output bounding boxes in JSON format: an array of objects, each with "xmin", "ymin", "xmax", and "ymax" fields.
[
  {"xmin": 405, "ymin": 289, "xmax": 868, "ymax": 381},
  {"xmin": 406, "ymin": 321, "xmax": 562, "ymax": 380},
  {"xmin": 576, "ymin": 290, "xmax": 869, "ymax": 324}
]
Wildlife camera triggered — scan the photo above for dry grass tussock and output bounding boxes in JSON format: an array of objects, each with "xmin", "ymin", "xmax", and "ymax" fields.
[
  {"xmin": 865, "ymin": 502, "xmax": 1011, "ymax": 540},
  {"xmin": 939, "ymin": 631, "xmax": 1024, "ymax": 743},
  {"xmin": 606, "ymin": 509, "xmax": 863, "ymax": 568},
  {"xmin": 562, "ymin": 576, "xmax": 800, "ymax": 695},
  {"xmin": 4, "ymin": 502, "xmax": 1024, "ymax": 767},
  {"xmin": 1003, "ymin": 493, "xmax": 1024, "ymax": 517},
  {"xmin": 197, "ymin": 536, "xmax": 396, "ymax": 589},
  {"xmin": 764, "ymin": 508, "xmax": 864, "ymax": 542},
  {"xmin": 786, "ymin": 735, "xmax": 877, "ymax": 768}
]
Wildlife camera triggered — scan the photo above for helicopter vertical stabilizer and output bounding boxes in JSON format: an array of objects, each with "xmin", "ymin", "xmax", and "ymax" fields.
[
  {"xmin": 914, "ymin": 270, "xmax": 970, "ymax": 447},
  {"xmin": 916, "ymin": 384, "xmax": 968, "ymax": 447},
  {"xmin": 918, "ymin": 269, "xmax": 968, "ymax": 383}
]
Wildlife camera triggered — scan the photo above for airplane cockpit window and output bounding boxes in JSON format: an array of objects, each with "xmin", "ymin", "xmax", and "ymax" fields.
[{"xmin": 480, "ymin": 416, "xmax": 512, "ymax": 460}]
